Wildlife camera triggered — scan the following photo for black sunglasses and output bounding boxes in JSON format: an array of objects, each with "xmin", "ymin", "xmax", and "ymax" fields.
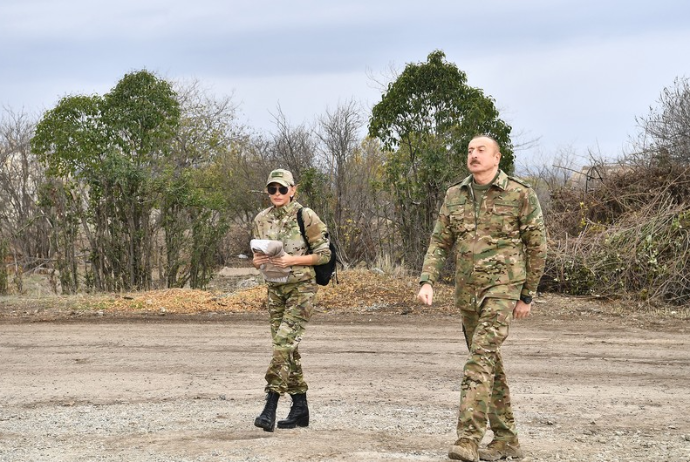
[{"xmin": 267, "ymin": 185, "xmax": 289, "ymax": 195}]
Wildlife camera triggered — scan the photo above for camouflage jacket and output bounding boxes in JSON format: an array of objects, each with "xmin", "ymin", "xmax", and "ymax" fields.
[
  {"xmin": 252, "ymin": 200, "xmax": 331, "ymax": 285},
  {"xmin": 419, "ymin": 170, "xmax": 547, "ymax": 306}
]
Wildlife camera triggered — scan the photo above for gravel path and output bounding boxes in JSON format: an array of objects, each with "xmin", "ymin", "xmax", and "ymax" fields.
[{"xmin": 1, "ymin": 312, "xmax": 689, "ymax": 461}]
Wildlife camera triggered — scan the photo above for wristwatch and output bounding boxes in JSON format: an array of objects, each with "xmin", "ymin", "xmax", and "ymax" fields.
[{"xmin": 519, "ymin": 295, "xmax": 533, "ymax": 304}]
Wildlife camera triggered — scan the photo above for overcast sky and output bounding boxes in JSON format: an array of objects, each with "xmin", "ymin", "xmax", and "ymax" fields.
[{"xmin": 2, "ymin": 0, "xmax": 689, "ymax": 169}]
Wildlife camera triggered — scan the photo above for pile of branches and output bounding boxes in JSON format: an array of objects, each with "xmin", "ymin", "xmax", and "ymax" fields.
[{"xmin": 542, "ymin": 162, "xmax": 690, "ymax": 306}]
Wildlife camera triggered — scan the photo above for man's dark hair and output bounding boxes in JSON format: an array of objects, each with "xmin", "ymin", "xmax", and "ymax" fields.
[{"xmin": 470, "ymin": 134, "xmax": 501, "ymax": 152}]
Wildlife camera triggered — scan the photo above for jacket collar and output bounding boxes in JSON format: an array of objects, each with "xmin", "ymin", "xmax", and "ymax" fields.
[
  {"xmin": 272, "ymin": 200, "xmax": 300, "ymax": 218},
  {"xmin": 459, "ymin": 169, "xmax": 508, "ymax": 191}
]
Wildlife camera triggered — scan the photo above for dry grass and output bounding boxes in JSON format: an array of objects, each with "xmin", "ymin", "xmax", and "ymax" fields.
[
  {"xmin": 3, "ymin": 269, "xmax": 688, "ymax": 330},
  {"xmin": 0, "ymin": 269, "xmax": 456, "ymax": 316},
  {"xmin": 100, "ymin": 269, "xmax": 457, "ymax": 315}
]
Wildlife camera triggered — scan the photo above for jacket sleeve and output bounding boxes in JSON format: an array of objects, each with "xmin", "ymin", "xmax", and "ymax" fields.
[
  {"xmin": 419, "ymin": 193, "xmax": 456, "ymax": 285},
  {"xmin": 519, "ymin": 188, "xmax": 547, "ymax": 297},
  {"xmin": 251, "ymin": 217, "xmax": 260, "ymax": 240},
  {"xmin": 302, "ymin": 208, "xmax": 332, "ymax": 265}
]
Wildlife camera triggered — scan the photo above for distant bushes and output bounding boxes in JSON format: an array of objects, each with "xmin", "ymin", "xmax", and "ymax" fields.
[
  {"xmin": 0, "ymin": 240, "xmax": 8, "ymax": 294},
  {"xmin": 542, "ymin": 162, "xmax": 690, "ymax": 306}
]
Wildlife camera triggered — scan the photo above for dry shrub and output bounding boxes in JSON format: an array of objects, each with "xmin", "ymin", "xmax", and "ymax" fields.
[
  {"xmin": 543, "ymin": 162, "xmax": 690, "ymax": 306},
  {"xmin": 218, "ymin": 224, "xmax": 252, "ymax": 264},
  {"xmin": 94, "ymin": 268, "xmax": 457, "ymax": 315}
]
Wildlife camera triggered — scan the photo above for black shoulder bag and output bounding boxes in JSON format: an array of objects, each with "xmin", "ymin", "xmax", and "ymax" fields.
[{"xmin": 297, "ymin": 207, "xmax": 338, "ymax": 286}]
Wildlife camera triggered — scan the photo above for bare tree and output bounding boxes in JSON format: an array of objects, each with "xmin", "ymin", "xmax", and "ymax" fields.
[
  {"xmin": 269, "ymin": 106, "xmax": 318, "ymax": 177},
  {"xmin": 0, "ymin": 108, "xmax": 50, "ymax": 280},
  {"xmin": 344, "ymin": 137, "xmax": 397, "ymax": 267},
  {"xmin": 316, "ymin": 100, "xmax": 364, "ymax": 263},
  {"xmin": 266, "ymin": 107, "xmax": 325, "ymax": 215},
  {"xmin": 634, "ymin": 76, "xmax": 690, "ymax": 165}
]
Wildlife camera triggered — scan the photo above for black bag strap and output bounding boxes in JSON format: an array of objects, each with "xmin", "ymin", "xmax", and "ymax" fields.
[{"xmin": 296, "ymin": 207, "xmax": 312, "ymax": 253}]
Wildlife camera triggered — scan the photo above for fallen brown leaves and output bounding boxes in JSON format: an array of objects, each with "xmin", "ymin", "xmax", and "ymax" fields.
[
  {"xmin": 4, "ymin": 269, "xmax": 688, "ymax": 331},
  {"xmin": 100, "ymin": 269, "xmax": 457, "ymax": 315}
]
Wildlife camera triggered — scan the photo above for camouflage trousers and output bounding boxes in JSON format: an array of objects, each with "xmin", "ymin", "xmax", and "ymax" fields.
[
  {"xmin": 264, "ymin": 281, "xmax": 316, "ymax": 395},
  {"xmin": 456, "ymin": 297, "xmax": 518, "ymax": 443}
]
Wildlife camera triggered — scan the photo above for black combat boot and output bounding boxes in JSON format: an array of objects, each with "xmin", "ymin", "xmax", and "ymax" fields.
[
  {"xmin": 254, "ymin": 391, "xmax": 280, "ymax": 432},
  {"xmin": 277, "ymin": 392, "xmax": 309, "ymax": 429}
]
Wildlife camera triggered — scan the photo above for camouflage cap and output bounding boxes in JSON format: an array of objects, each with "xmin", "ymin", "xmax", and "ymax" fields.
[{"xmin": 266, "ymin": 169, "xmax": 295, "ymax": 187}]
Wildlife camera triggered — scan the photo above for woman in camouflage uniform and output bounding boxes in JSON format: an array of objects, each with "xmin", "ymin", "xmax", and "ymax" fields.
[{"xmin": 251, "ymin": 168, "xmax": 332, "ymax": 432}]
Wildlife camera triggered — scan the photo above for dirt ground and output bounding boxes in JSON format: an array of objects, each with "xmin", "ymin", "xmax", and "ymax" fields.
[{"xmin": 1, "ymin": 291, "xmax": 690, "ymax": 461}]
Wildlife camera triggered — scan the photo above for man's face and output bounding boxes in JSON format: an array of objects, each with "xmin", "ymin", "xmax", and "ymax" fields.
[{"xmin": 467, "ymin": 137, "xmax": 501, "ymax": 177}]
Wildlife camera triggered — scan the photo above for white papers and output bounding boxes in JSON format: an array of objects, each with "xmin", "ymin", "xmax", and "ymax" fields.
[{"xmin": 250, "ymin": 239, "xmax": 290, "ymax": 283}]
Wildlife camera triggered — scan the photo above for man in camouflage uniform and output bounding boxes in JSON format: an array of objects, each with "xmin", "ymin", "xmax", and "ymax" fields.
[
  {"xmin": 251, "ymin": 169, "xmax": 331, "ymax": 432},
  {"xmin": 417, "ymin": 136, "xmax": 547, "ymax": 461}
]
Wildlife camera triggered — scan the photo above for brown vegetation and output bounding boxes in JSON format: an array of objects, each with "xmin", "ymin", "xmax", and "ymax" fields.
[
  {"xmin": 0, "ymin": 269, "xmax": 455, "ymax": 317},
  {"xmin": 543, "ymin": 161, "xmax": 690, "ymax": 306}
]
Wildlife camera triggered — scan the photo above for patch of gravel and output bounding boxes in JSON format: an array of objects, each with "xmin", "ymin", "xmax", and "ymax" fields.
[
  {"xmin": 2, "ymin": 315, "xmax": 689, "ymax": 461},
  {"xmin": 2, "ymin": 396, "xmax": 689, "ymax": 461}
]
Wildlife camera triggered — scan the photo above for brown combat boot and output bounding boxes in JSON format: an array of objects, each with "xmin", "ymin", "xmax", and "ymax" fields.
[
  {"xmin": 448, "ymin": 438, "xmax": 479, "ymax": 461},
  {"xmin": 478, "ymin": 440, "xmax": 524, "ymax": 460}
]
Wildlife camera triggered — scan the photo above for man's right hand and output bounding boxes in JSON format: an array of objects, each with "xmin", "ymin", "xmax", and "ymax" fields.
[{"xmin": 417, "ymin": 283, "xmax": 434, "ymax": 306}]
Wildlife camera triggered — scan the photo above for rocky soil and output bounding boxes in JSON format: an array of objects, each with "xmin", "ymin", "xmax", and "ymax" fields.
[{"xmin": 2, "ymin": 295, "xmax": 689, "ymax": 461}]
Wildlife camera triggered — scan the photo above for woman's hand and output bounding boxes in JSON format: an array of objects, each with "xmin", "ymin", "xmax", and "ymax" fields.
[
  {"xmin": 268, "ymin": 254, "xmax": 295, "ymax": 268},
  {"xmin": 252, "ymin": 252, "xmax": 270, "ymax": 269},
  {"xmin": 254, "ymin": 253, "xmax": 315, "ymax": 269}
]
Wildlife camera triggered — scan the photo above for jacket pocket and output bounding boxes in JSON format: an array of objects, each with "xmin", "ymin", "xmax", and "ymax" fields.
[
  {"xmin": 492, "ymin": 202, "xmax": 520, "ymax": 236},
  {"xmin": 448, "ymin": 199, "xmax": 473, "ymax": 235}
]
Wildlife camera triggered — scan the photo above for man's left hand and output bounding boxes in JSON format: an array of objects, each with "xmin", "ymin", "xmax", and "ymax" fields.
[{"xmin": 513, "ymin": 300, "xmax": 531, "ymax": 319}]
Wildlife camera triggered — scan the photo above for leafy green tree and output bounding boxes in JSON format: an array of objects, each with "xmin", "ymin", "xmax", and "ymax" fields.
[
  {"xmin": 37, "ymin": 178, "xmax": 81, "ymax": 294},
  {"xmin": 31, "ymin": 94, "xmax": 107, "ymax": 291},
  {"xmin": 158, "ymin": 167, "xmax": 230, "ymax": 289},
  {"xmin": 32, "ymin": 70, "xmax": 180, "ymax": 291},
  {"xmin": 368, "ymin": 50, "xmax": 513, "ymax": 269}
]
